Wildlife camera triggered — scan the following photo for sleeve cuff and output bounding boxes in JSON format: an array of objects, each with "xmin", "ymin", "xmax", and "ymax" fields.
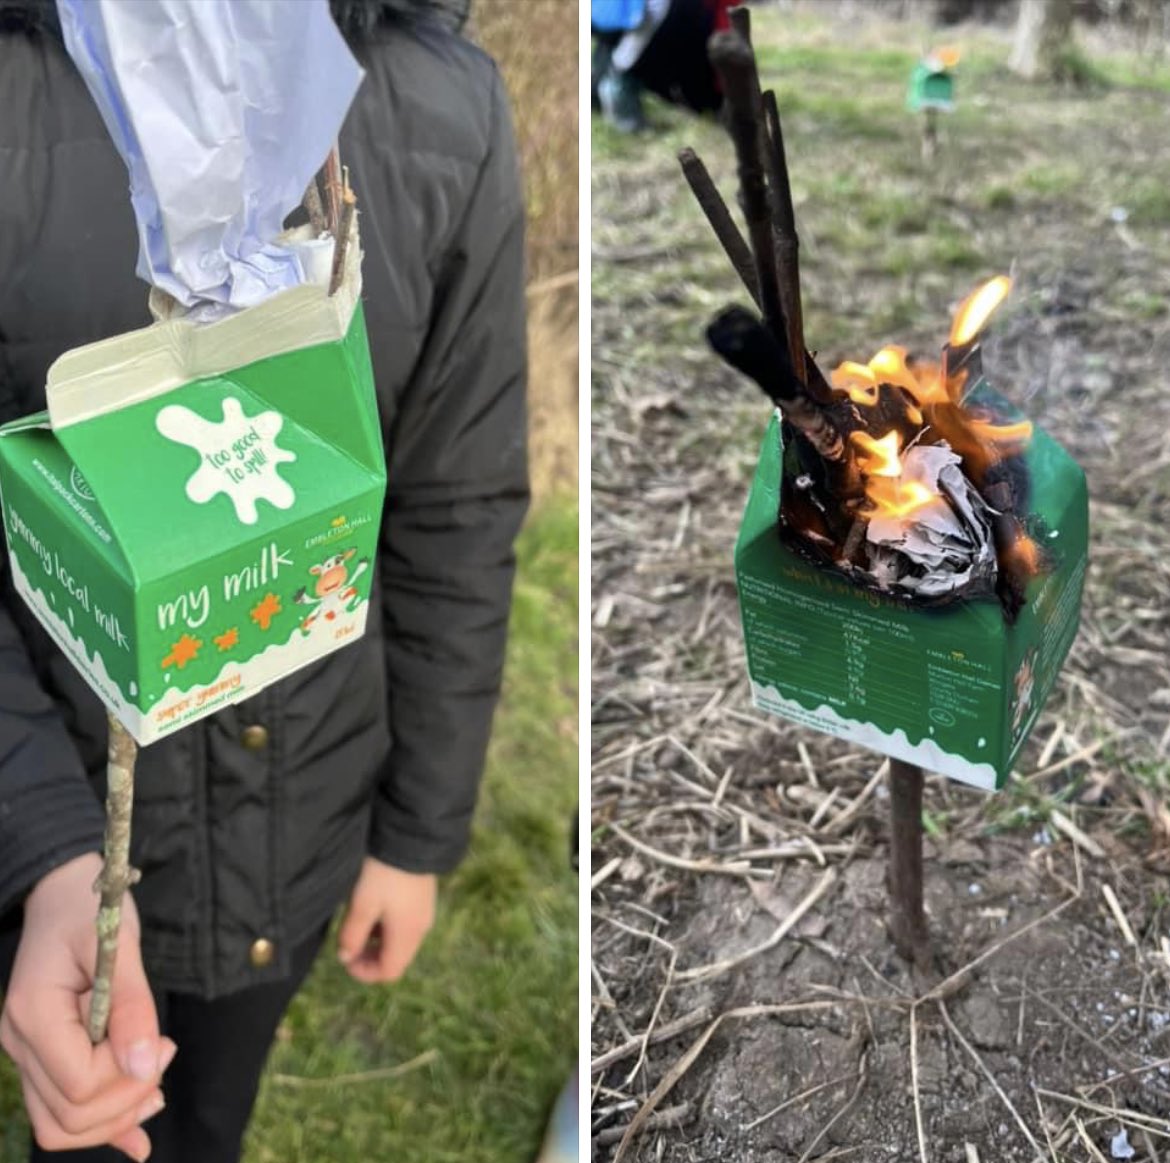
[
  {"xmin": 367, "ymin": 804, "xmax": 472, "ymax": 876},
  {"xmin": 0, "ymin": 776, "xmax": 105, "ymax": 915}
]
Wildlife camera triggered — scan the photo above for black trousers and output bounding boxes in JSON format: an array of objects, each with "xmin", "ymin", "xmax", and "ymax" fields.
[{"xmin": 2, "ymin": 923, "xmax": 327, "ymax": 1163}]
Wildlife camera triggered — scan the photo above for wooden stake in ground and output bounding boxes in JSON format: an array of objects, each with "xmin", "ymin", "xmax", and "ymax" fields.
[
  {"xmin": 887, "ymin": 759, "xmax": 931, "ymax": 968},
  {"xmin": 87, "ymin": 713, "xmax": 141, "ymax": 1044}
]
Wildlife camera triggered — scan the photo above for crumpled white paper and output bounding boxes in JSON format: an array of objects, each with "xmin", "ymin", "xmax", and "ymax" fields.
[
  {"xmin": 864, "ymin": 443, "xmax": 997, "ymax": 597},
  {"xmin": 57, "ymin": 0, "xmax": 363, "ymax": 317}
]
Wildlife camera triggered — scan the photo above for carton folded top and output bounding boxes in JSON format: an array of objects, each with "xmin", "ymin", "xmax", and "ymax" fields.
[
  {"xmin": 46, "ymin": 249, "xmax": 363, "ymax": 431},
  {"xmin": 2, "ymin": 244, "xmax": 383, "ymax": 581}
]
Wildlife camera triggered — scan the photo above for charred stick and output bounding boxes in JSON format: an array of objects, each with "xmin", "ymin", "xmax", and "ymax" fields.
[
  {"xmin": 708, "ymin": 306, "xmax": 845, "ymax": 464},
  {"xmin": 983, "ymin": 479, "xmax": 1029, "ymax": 622},
  {"xmin": 729, "ymin": 3, "xmax": 751, "ymax": 45},
  {"xmin": 852, "ymin": 384, "xmax": 923, "ymax": 447},
  {"xmin": 761, "ymin": 91, "xmax": 820, "ymax": 402},
  {"xmin": 887, "ymin": 759, "xmax": 931, "ymax": 969},
  {"xmin": 678, "ymin": 148, "xmax": 761, "ymax": 308},
  {"xmin": 838, "ymin": 512, "xmax": 870, "ymax": 566},
  {"xmin": 679, "ymin": 149, "xmax": 830, "ymax": 391},
  {"xmin": 708, "ymin": 33, "xmax": 786, "ymax": 344},
  {"xmin": 941, "ymin": 339, "xmax": 983, "ymax": 400}
]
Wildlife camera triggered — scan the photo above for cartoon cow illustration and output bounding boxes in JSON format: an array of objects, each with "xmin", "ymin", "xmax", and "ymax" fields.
[
  {"xmin": 294, "ymin": 549, "xmax": 369, "ymax": 632},
  {"xmin": 1011, "ymin": 650, "xmax": 1036, "ymax": 737}
]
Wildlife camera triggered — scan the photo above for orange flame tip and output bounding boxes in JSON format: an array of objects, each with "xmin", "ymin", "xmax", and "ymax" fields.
[
  {"xmin": 851, "ymin": 430, "xmax": 903, "ymax": 477},
  {"xmin": 949, "ymin": 275, "xmax": 1012, "ymax": 347},
  {"xmin": 867, "ymin": 346, "xmax": 919, "ymax": 395},
  {"xmin": 1010, "ymin": 535, "xmax": 1040, "ymax": 573},
  {"xmin": 969, "ymin": 418, "xmax": 1033, "ymax": 445},
  {"xmin": 831, "ymin": 361, "xmax": 879, "ymax": 405}
]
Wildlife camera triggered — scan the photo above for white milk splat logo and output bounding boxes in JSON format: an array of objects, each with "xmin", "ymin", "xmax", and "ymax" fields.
[{"xmin": 156, "ymin": 398, "xmax": 297, "ymax": 525}]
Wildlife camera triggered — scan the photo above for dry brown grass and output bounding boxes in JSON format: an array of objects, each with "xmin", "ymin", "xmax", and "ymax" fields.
[{"xmin": 472, "ymin": 0, "xmax": 579, "ymax": 500}]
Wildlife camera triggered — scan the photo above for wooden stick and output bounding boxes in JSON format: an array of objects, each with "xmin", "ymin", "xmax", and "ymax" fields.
[
  {"xmin": 303, "ymin": 176, "xmax": 327, "ymax": 236},
  {"xmin": 887, "ymin": 759, "xmax": 931, "ymax": 968},
  {"xmin": 707, "ymin": 307, "xmax": 846, "ymax": 462},
  {"xmin": 322, "ymin": 147, "xmax": 343, "ymax": 237},
  {"xmin": 328, "ymin": 173, "xmax": 357, "ymax": 297},
  {"xmin": 677, "ymin": 148, "xmax": 760, "ymax": 307},
  {"xmin": 728, "ymin": 3, "xmax": 751, "ymax": 45},
  {"xmin": 677, "ymin": 153, "xmax": 841, "ymax": 413},
  {"xmin": 87, "ymin": 715, "xmax": 141, "ymax": 1044},
  {"xmin": 761, "ymin": 91, "xmax": 820, "ymax": 401},
  {"xmin": 707, "ymin": 32, "xmax": 786, "ymax": 344}
]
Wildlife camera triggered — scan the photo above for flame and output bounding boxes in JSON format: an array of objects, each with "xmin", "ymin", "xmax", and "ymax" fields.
[
  {"xmin": 868, "ymin": 346, "xmax": 919, "ymax": 395},
  {"xmin": 850, "ymin": 430, "xmax": 937, "ymax": 519},
  {"xmin": 831, "ymin": 362, "xmax": 879, "ymax": 405},
  {"xmin": 867, "ymin": 478, "xmax": 937, "ymax": 519},
  {"xmin": 968, "ymin": 418, "xmax": 1034, "ymax": 446},
  {"xmin": 851, "ymin": 430, "xmax": 902, "ymax": 477},
  {"xmin": 934, "ymin": 45, "xmax": 961, "ymax": 68},
  {"xmin": 833, "ymin": 345, "xmax": 962, "ymax": 410},
  {"xmin": 1009, "ymin": 534, "xmax": 1040, "ymax": 574},
  {"xmin": 949, "ymin": 276, "xmax": 1012, "ymax": 347}
]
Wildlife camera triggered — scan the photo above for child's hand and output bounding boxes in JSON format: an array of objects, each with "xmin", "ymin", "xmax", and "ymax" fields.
[
  {"xmin": 338, "ymin": 858, "xmax": 436, "ymax": 984},
  {"xmin": 0, "ymin": 853, "xmax": 174, "ymax": 1162}
]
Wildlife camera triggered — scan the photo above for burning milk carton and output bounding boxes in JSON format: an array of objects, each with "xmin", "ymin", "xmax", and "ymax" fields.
[
  {"xmin": 732, "ymin": 279, "xmax": 1087, "ymax": 789},
  {"xmin": 0, "ymin": 241, "xmax": 385, "ymax": 745}
]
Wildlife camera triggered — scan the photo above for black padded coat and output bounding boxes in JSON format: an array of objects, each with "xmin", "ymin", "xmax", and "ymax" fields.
[{"xmin": 0, "ymin": 0, "xmax": 528, "ymax": 998}]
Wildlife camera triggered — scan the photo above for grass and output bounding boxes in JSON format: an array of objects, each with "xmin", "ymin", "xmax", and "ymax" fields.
[
  {"xmin": 0, "ymin": 499, "xmax": 579, "ymax": 1163},
  {"xmin": 245, "ymin": 499, "xmax": 578, "ymax": 1163}
]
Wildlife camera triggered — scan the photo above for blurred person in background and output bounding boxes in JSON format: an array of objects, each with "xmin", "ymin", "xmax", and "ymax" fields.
[
  {"xmin": 592, "ymin": 0, "xmax": 733, "ymax": 132},
  {"xmin": 0, "ymin": 0, "xmax": 528, "ymax": 1160}
]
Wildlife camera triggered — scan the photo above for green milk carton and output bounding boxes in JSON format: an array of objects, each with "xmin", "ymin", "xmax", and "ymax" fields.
[
  {"xmin": 0, "ymin": 243, "xmax": 386, "ymax": 745},
  {"xmin": 734, "ymin": 394, "xmax": 1087, "ymax": 790},
  {"xmin": 908, "ymin": 49, "xmax": 959, "ymax": 112}
]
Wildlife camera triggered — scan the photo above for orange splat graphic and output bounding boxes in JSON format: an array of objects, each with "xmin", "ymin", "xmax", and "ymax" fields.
[
  {"xmin": 250, "ymin": 593, "xmax": 282, "ymax": 631},
  {"xmin": 213, "ymin": 627, "xmax": 239, "ymax": 652},
  {"xmin": 162, "ymin": 634, "xmax": 202, "ymax": 670}
]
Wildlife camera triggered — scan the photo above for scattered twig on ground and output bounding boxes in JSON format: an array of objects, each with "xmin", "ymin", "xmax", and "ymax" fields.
[
  {"xmin": 271, "ymin": 1049, "xmax": 439, "ymax": 1088},
  {"xmin": 938, "ymin": 1001, "xmax": 1048, "ymax": 1160},
  {"xmin": 910, "ymin": 1005, "xmax": 929, "ymax": 1163},
  {"xmin": 611, "ymin": 1002, "xmax": 842, "ymax": 1163},
  {"xmin": 607, "ymin": 822, "xmax": 766, "ymax": 879},
  {"xmin": 1049, "ymin": 809, "xmax": 1107, "ymax": 859},
  {"xmin": 592, "ymin": 1008, "xmax": 715, "ymax": 1076},
  {"xmin": 1101, "ymin": 882, "xmax": 1139, "ymax": 948},
  {"xmin": 676, "ymin": 868, "xmax": 836, "ymax": 982},
  {"xmin": 1034, "ymin": 1088, "xmax": 1170, "ymax": 1138},
  {"xmin": 795, "ymin": 1035, "xmax": 870, "ymax": 1163},
  {"xmin": 595, "ymin": 1102, "xmax": 692, "ymax": 1147},
  {"xmin": 740, "ymin": 1070, "xmax": 860, "ymax": 1134}
]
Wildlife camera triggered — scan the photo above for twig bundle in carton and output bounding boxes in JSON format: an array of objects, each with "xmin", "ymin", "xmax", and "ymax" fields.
[{"xmin": 681, "ymin": 25, "xmax": 1044, "ymax": 628}]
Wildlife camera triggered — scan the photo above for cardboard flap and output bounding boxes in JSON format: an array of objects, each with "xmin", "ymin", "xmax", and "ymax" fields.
[
  {"xmin": 0, "ymin": 411, "xmax": 53, "ymax": 436},
  {"xmin": 46, "ymin": 242, "xmax": 363, "ymax": 430}
]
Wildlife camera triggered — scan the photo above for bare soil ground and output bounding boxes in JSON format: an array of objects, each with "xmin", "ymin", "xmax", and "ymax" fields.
[{"xmin": 591, "ymin": 9, "xmax": 1170, "ymax": 1162}]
